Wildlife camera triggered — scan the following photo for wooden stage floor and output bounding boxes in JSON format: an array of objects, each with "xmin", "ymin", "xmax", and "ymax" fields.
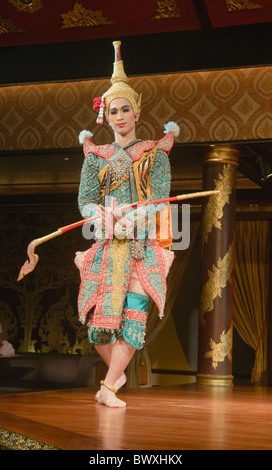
[{"xmin": 0, "ymin": 384, "xmax": 272, "ymax": 450}]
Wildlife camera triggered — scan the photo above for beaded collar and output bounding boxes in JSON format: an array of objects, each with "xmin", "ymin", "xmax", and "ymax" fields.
[{"xmin": 109, "ymin": 140, "xmax": 142, "ymax": 182}]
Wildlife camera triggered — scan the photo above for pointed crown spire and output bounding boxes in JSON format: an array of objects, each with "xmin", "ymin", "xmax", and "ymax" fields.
[{"xmin": 93, "ymin": 41, "xmax": 141, "ymax": 124}]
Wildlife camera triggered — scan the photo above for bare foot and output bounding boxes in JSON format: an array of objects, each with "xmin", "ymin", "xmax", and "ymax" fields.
[
  {"xmin": 95, "ymin": 373, "xmax": 126, "ymax": 401},
  {"xmin": 98, "ymin": 384, "xmax": 126, "ymax": 408}
]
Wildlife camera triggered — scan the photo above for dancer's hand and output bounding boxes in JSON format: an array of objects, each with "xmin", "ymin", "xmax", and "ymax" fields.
[
  {"xmin": 112, "ymin": 199, "xmax": 133, "ymax": 229},
  {"xmin": 96, "ymin": 199, "xmax": 122, "ymax": 236},
  {"xmin": 96, "ymin": 199, "xmax": 133, "ymax": 238}
]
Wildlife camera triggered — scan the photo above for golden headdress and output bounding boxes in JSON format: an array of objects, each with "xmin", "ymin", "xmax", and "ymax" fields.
[{"xmin": 93, "ymin": 41, "xmax": 141, "ymax": 124}]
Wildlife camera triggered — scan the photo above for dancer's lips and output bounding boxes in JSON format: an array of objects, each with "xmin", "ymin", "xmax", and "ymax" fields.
[{"xmin": 117, "ymin": 123, "xmax": 126, "ymax": 128}]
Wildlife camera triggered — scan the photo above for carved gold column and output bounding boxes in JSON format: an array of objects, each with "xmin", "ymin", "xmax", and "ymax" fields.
[{"xmin": 197, "ymin": 147, "xmax": 239, "ymax": 386}]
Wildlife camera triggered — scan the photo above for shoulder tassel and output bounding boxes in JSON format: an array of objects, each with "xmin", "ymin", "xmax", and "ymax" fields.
[
  {"xmin": 78, "ymin": 130, "xmax": 93, "ymax": 145},
  {"xmin": 163, "ymin": 121, "xmax": 180, "ymax": 138}
]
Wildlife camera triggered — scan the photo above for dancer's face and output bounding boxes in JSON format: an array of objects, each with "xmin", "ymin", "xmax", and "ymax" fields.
[{"xmin": 108, "ymin": 98, "xmax": 139, "ymax": 139}]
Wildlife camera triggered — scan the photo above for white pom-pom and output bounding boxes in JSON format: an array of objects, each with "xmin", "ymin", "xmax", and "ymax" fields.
[
  {"xmin": 78, "ymin": 130, "xmax": 93, "ymax": 145},
  {"xmin": 163, "ymin": 121, "xmax": 180, "ymax": 138}
]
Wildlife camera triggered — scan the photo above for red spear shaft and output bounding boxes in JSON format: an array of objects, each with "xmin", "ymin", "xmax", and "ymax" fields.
[
  {"xmin": 17, "ymin": 189, "xmax": 219, "ymax": 281},
  {"xmin": 59, "ymin": 190, "xmax": 218, "ymax": 233}
]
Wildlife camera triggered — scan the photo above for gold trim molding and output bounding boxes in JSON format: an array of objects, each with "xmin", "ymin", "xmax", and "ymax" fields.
[
  {"xmin": 61, "ymin": 2, "xmax": 114, "ymax": 28},
  {"xmin": 225, "ymin": 0, "xmax": 262, "ymax": 10},
  {"xmin": 0, "ymin": 427, "xmax": 59, "ymax": 450},
  {"xmin": 196, "ymin": 373, "xmax": 233, "ymax": 387},
  {"xmin": 203, "ymin": 147, "xmax": 239, "ymax": 167}
]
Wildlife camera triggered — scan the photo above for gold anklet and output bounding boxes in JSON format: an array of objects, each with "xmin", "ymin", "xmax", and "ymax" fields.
[{"xmin": 100, "ymin": 380, "xmax": 117, "ymax": 394}]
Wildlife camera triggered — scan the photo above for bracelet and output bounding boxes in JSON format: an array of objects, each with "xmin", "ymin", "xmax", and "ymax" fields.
[{"xmin": 100, "ymin": 380, "xmax": 117, "ymax": 394}]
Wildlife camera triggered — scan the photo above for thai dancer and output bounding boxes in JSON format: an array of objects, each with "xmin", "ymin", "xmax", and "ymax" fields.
[{"xmin": 76, "ymin": 41, "xmax": 178, "ymax": 408}]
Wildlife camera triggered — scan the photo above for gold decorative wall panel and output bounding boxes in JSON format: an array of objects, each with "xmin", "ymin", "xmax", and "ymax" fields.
[{"xmin": 1, "ymin": 66, "xmax": 272, "ymax": 151}]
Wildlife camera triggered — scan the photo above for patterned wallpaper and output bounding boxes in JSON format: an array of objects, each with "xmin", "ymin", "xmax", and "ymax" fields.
[{"xmin": 1, "ymin": 65, "xmax": 272, "ymax": 151}]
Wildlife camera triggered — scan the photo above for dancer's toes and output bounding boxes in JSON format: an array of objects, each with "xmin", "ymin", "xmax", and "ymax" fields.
[
  {"xmin": 98, "ymin": 384, "xmax": 126, "ymax": 408},
  {"xmin": 99, "ymin": 393, "xmax": 126, "ymax": 408}
]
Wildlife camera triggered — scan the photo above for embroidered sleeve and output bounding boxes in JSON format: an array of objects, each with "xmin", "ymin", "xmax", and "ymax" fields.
[
  {"xmin": 78, "ymin": 153, "xmax": 100, "ymax": 218},
  {"xmin": 148, "ymin": 149, "xmax": 171, "ymax": 207}
]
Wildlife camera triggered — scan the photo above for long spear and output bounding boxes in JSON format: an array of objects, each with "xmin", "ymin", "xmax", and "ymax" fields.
[{"xmin": 17, "ymin": 189, "xmax": 219, "ymax": 281}]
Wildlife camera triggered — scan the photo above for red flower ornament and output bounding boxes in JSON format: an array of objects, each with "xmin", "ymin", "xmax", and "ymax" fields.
[
  {"xmin": 93, "ymin": 94, "xmax": 105, "ymax": 124},
  {"xmin": 93, "ymin": 97, "xmax": 102, "ymax": 112}
]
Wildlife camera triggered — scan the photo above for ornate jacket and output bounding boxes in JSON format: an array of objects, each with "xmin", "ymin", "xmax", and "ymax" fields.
[{"xmin": 76, "ymin": 132, "xmax": 174, "ymax": 332}]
